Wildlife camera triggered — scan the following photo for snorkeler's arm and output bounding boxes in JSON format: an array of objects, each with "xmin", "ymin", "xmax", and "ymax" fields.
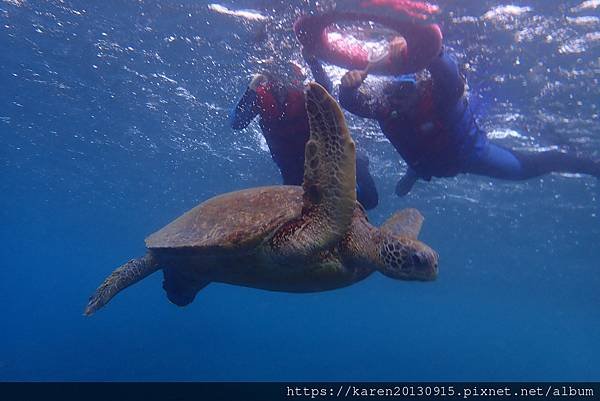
[
  {"xmin": 427, "ymin": 48, "xmax": 465, "ymax": 106},
  {"xmin": 230, "ymin": 88, "xmax": 260, "ymax": 129},
  {"xmin": 229, "ymin": 75, "xmax": 265, "ymax": 130},
  {"xmin": 395, "ymin": 168, "xmax": 418, "ymax": 197},
  {"xmin": 303, "ymin": 50, "xmax": 333, "ymax": 93},
  {"xmin": 339, "ymin": 74, "xmax": 388, "ymax": 120}
]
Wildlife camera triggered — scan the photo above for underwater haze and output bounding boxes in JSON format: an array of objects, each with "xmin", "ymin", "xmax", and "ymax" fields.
[{"xmin": 1, "ymin": 0, "xmax": 600, "ymax": 381}]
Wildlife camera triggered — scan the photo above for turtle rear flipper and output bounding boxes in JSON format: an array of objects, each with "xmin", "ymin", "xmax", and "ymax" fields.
[
  {"xmin": 84, "ymin": 253, "xmax": 159, "ymax": 316},
  {"xmin": 162, "ymin": 267, "xmax": 209, "ymax": 307},
  {"xmin": 381, "ymin": 208, "xmax": 424, "ymax": 239},
  {"xmin": 269, "ymin": 83, "xmax": 357, "ymax": 257}
]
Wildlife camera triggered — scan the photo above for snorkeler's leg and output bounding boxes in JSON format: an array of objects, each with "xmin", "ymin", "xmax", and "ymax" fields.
[
  {"xmin": 395, "ymin": 168, "xmax": 419, "ymax": 197},
  {"xmin": 464, "ymin": 143, "xmax": 523, "ymax": 180},
  {"xmin": 466, "ymin": 142, "xmax": 600, "ymax": 180},
  {"xmin": 230, "ymin": 74, "xmax": 265, "ymax": 130},
  {"xmin": 356, "ymin": 154, "xmax": 379, "ymax": 210},
  {"xmin": 512, "ymin": 149, "xmax": 600, "ymax": 179},
  {"xmin": 280, "ymin": 158, "xmax": 305, "ymax": 187}
]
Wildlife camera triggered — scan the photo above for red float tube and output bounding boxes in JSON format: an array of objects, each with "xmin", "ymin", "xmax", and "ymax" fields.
[{"xmin": 295, "ymin": 12, "xmax": 442, "ymax": 75}]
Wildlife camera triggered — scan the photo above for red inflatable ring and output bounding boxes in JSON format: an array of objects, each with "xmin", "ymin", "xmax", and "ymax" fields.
[{"xmin": 294, "ymin": 12, "xmax": 442, "ymax": 76}]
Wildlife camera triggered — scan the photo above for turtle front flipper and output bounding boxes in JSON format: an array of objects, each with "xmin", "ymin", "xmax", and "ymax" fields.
[
  {"xmin": 269, "ymin": 83, "xmax": 357, "ymax": 258},
  {"xmin": 381, "ymin": 208, "xmax": 424, "ymax": 239},
  {"xmin": 84, "ymin": 252, "xmax": 159, "ymax": 316}
]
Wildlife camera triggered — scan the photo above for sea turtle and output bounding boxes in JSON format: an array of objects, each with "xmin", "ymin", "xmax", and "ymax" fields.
[{"xmin": 84, "ymin": 83, "xmax": 439, "ymax": 316}]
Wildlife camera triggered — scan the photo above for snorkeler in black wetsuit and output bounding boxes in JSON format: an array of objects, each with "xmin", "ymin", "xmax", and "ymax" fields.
[
  {"xmin": 230, "ymin": 63, "xmax": 379, "ymax": 210},
  {"xmin": 334, "ymin": 32, "xmax": 600, "ymax": 196}
]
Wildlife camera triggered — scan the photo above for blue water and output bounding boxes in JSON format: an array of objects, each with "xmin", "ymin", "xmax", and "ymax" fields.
[{"xmin": 1, "ymin": 0, "xmax": 599, "ymax": 381}]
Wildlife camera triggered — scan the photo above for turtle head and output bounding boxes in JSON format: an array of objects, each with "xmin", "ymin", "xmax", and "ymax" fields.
[{"xmin": 376, "ymin": 233, "xmax": 438, "ymax": 281}]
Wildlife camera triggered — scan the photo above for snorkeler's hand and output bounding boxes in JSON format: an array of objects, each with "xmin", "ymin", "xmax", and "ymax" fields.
[
  {"xmin": 341, "ymin": 70, "xmax": 367, "ymax": 90},
  {"xmin": 395, "ymin": 170, "xmax": 418, "ymax": 197},
  {"xmin": 248, "ymin": 74, "xmax": 267, "ymax": 91},
  {"xmin": 388, "ymin": 36, "xmax": 408, "ymax": 66}
]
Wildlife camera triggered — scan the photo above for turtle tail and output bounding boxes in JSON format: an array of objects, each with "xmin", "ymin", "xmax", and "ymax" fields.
[{"xmin": 84, "ymin": 252, "xmax": 159, "ymax": 316}]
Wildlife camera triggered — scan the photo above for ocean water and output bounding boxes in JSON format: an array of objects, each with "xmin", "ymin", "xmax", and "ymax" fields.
[{"xmin": 1, "ymin": 0, "xmax": 599, "ymax": 381}]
